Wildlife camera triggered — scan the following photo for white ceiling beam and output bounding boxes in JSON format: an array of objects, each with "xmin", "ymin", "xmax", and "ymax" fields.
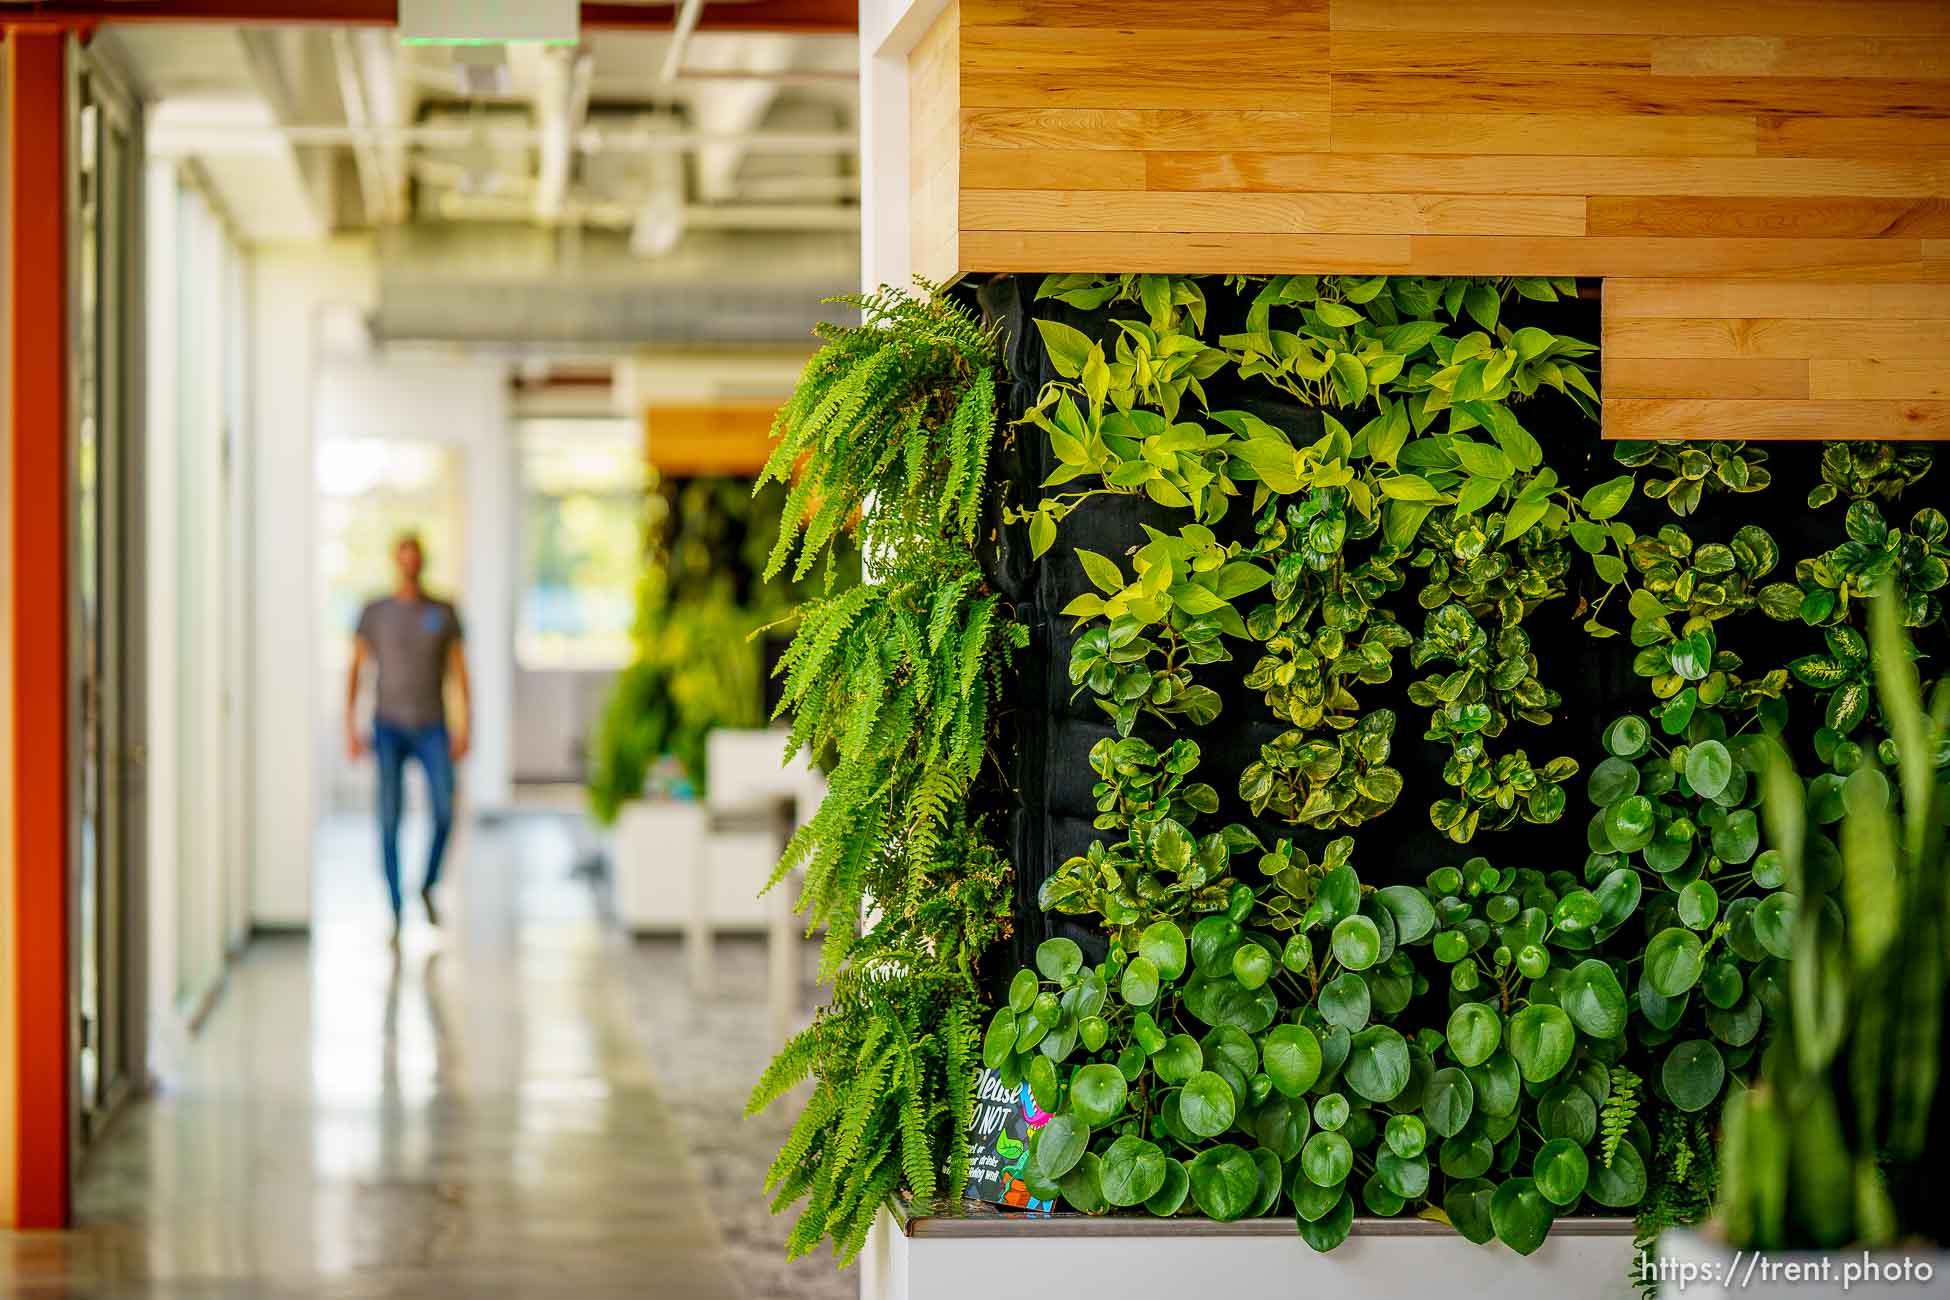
[
  {"xmin": 233, "ymin": 29, "xmax": 335, "ymax": 234},
  {"xmin": 328, "ymin": 29, "xmax": 387, "ymax": 227},
  {"xmin": 658, "ymin": 0, "xmax": 708, "ymax": 85},
  {"xmin": 150, "ymin": 121, "xmax": 857, "ymax": 154},
  {"xmin": 355, "ymin": 29, "xmax": 411, "ymax": 223},
  {"xmin": 534, "ymin": 47, "xmax": 593, "ymax": 225}
]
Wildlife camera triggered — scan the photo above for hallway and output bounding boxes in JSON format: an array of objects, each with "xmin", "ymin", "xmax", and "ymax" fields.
[{"xmin": 0, "ymin": 815, "xmax": 792, "ymax": 1299}]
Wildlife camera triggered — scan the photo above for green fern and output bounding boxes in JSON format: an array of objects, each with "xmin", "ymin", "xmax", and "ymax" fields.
[
  {"xmin": 757, "ymin": 280, "xmax": 1000, "ymax": 582},
  {"xmin": 1601, "ymin": 1065, "xmax": 1642, "ymax": 1169}
]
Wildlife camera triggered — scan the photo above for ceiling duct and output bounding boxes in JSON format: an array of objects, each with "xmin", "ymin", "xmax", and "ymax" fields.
[{"xmin": 369, "ymin": 222, "xmax": 858, "ymax": 347}]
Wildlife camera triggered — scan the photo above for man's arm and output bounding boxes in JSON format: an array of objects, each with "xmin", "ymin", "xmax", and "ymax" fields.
[
  {"xmin": 345, "ymin": 635, "xmax": 370, "ymax": 759},
  {"xmin": 447, "ymin": 637, "xmax": 472, "ymax": 760}
]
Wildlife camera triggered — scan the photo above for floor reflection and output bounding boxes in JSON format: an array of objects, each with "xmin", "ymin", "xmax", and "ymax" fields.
[{"xmin": 1, "ymin": 812, "xmax": 743, "ymax": 1299}]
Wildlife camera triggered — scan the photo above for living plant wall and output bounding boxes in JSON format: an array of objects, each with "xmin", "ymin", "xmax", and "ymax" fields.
[
  {"xmin": 587, "ymin": 474, "xmax": 851, "ymax": 821},
  {"xmin": 747, "ymin": 274, "xmax": 1949, "ymax": 1269}
]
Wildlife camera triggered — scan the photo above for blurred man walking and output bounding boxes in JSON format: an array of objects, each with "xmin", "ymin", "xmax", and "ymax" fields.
[{"xmin": 346, "ymin": 533, "xmax": 471, "ymax": 940}]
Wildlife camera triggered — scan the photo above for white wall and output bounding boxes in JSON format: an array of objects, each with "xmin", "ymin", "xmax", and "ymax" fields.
[
  {"xmin": 249, "ymin": 239, "xmax": 376, "ymax": 928},
  {"xmin": 145, "ymin": 162, "xmax": 256, "ymax": 1067},
  {"xmin": 315, "ymin": 351, "xmax": 517, "ymax": 813}
]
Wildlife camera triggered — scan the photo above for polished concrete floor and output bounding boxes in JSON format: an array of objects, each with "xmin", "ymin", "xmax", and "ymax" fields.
[{"xmin": 2, "ymin": 812, "xmax": 848, "ymax": 1300}]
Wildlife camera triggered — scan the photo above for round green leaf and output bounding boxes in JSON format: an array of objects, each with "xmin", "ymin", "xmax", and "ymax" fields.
[
  {"xmin": 1008, "ymin": 969, "xmax": 1039, "ymax": 1015},
  {"xmin": 1385, "ymin": 1112, "xmax": 1427, "ymax": 1159},
  {"xmin": 1424, "ymin": 1066, "xmax": 1476, "ymax": 1137},
  {"xmin": 1345, "ymin": 1026, "xmax": 1412, "ymax": 1102},
  {"xmin": 1662, "ymin": 1038, "xmax": 1726, "ymax": 1112},
  {"xmin": 1506, "ymin": 1004, "xmax": 1575, "ymax": 1083},
  {"xmin": 1034, "ymin": 1113, "xmax": 1089, "ymax": 1181},
  {"xmin": 1605, "ymin": 715, "xmax": 1651, "ymax": 760},
  {"xmin": 1027, "ymin": 1054, "xmax": 1060, "ymax": 1114},
  {"xmin": 1532, "ymin": 1139, "xmax": 1590, "ymax": 1206},
  {"xmin": 1376, "ymin": 1148, "xmax": 1430, "ymax": 1200},
  {"xmin": 1332, "ymin": 915, "xmax": 1382, "ymax": 971},
  {"xmin": 1121, "ymin": 955, "xmax": 1161, "ymax": 1008},
  {"xmin": 1752, "ymin": 848, "xmax": 1786, "ymax": 890},
  {"xmin": 1319, "ymin": 972, "xmax": 1372, "ymax": 1033},
  {"xmin": 1232, "ymin": 942, "xmax": 1274, "ymax": 990},
  {"xmin": 1587, "ymin": 1140, "xmax": 1648, "ymax": 1209},
  {"xmin": 1562, "ymin": 959, "xmax": 1627, "ymax": 1039},
  {"xmin": 1441, "ymin": 1134, "xmax": 1495, "ymax": 1180},
  {"xmin": 1313, "ymin": 1092, "xmax": 1350, "ymax": 1131},
  {"xmin": 1070, "ymin": 1063, "xmax": 1129, "ymax": 1126},
  {"xmin": 1445, "ymin": 1178, "xmax": 1497, "ymax": 1244},
  {"xmin": 1100, "ymin": 1135, "xmax": 1168, "ymax": 1208},
  {"xmin": 1604, "ymin": 795, "xmax": 1657, "ymax": 854},
  {"xmin": 1712, "ymin": 809, "xmax": 1760, "ymax": 865},
  {"xmin": 1538, "ymin": 1083, "xmax": 1598, "ymax": 1144},
  {"xmin": 1058, "ymin": 1150, "xmax": 1106, "ymax": 1215},
  {"xmin": 1707, "ymin": 992, "xmax": 1764, "ymax": 1048},
  {"xmin": 1684, "ymin": 739, "xmax": 1733, "ymax": 801},
  {"xmin": 1754, "ymin": 893, "xmax": 1797, "ymax": 959},
  {"xmin": 1036, "ymin": 938, "xmax": 1084, "ymax": 983},
  {"xmin": 1375, "ymin": 885, "xmax": 1437, "ymax": 945},
  {"xmin": 1190, "ymin": 914, "xmax": 1243, "ymax": 974},
  {"xmin": 1080, "ymin": 1015, "xmax": 1109, "ymax": 1052},
  {"xmin": 1138, "ymin": 921, "xmax": 1188, "ymax": 981},
  {"xmin": 1595, "ymin": 866, "xmax": 1644, "ymax": 930},
  {"xmin": 1553, "ymin": 888, "xmax": 1602, "ymax": 934},
  {"xmin": 1447, "ymin": 1001, "xmax": 1503, "ymax": 1067},
  {"xmin": 1363, "ymin": 1172, "xmax": 1406, "ymax": 1218},
  {"xmin": 1302, "ymin": 1130, "xmax": 1354, "ymax": 1187},
  {"xmin": 1490, "ymin": 1177, "xmax": 1555, "ymax": 1255},
  {"xmin": 1253, "ymin": 1095, "xmax": 1310, "ymax": 1160},
  {"xmin": 1678, "ymin": 880, "xmax": 1719, "ymax": 931},
  {"xmin": 1179, "ymin": 1070, "xmax": 1237, "ymax": 1138},
  {"xmin": 1589, "ymin": 755, "xmax": 1641, "ymax": 806},
  {"xmin": 1183, "ymin": 972, "xmax": 1279, "ymax": 1033},
  {"xmin": 1262, "ymin": 1023, "xmax": 1323, "ymax": 1098},
  {"xmin": 1145, "ymin": 1157, "xmax": 1190, "ymax": 1217},
  {"xmin": 1466, "ymin": 1051, "xmax": 1522, "ymax": 1117},
  {"xmin": 1248, "ymin": 1147, "xmax": 1284, "ymax": 1218},
  {"xmin": 1295, "ymin": 1189, "xmax": 1355, "ymax": 1251},
  {"xmin": 1645, "ymin": 927, "xmax": 1705, "ymax": 997},
  {"xmin": 1187, "ymin": 1144, "xmax": 1258, "ymax": 1221},
  {"xmin": 1154, "ymin": 1033, "xmax": 1203, "ymax": 1085},
  {"xmin": 1291, "ymin": 1171, "xmax": 1345, "ymax": 1223},
  {"xmin": 983, "ymin": 1008, "xmax": 1018, "ymax": 1069}
]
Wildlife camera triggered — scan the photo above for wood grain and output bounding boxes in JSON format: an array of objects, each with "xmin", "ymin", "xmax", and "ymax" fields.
[
  {"xmin": 1808, "ymin": 360, "xmax": 1950, "ymax": 400},
  {"xmin": 1603, "ymin": 279, "xmax": 1950, "ymax": 318},
  {"xmin": 1330, "ymin": 73, "xmax": 1950, "ymax": 119},
  {"xmin": 1652, "ymin": 36, "xmax": 1950, "ymax": 79},
  {"xmin": 1603, "ymin": 358, "xmax": 1811, "ymax": 399},
  {"xmin": 916, "ymin": 0, "xmax": 1950, "ymax": 442},
  {"xmin": 1329, "ymin": 113, "xmax": 1758, "ymax": 157},
  {"xmin": 961, "ymin": 109, "xmax": 1329, "ymax": 153},
  {"xmin": 1606, "ymin": 318, "xmax": 1950, "ymax": 359},
  {"xmin": 1602, "ymin": 398, "xmax": 1950, "ymax": 439},
  {"xmin": 963, "ymin": 148, "xmax": 1145, "ymax": 190},
  {"xmin": 960, "ymin": 191, "xmax": 1588, "ymax": 236},
  {"xmin": 1144, "ymin": 153, "xmax": 1950, "ymax": 198},
  {"xmin": 1328, "ymin": 1, "xmax": 1950, "ymax": 38},
  {"xmin": 646, "ymin": 402, "xmax": 784, "ymax": 475},
  {"xmin": 1587, "ymin": 197, "xmax": 1950, "ymax": 238}
]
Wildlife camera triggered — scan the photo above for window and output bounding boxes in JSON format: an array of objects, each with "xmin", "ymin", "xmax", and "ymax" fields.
[{"xmin": 517, "ymin": 419, "xmax": 646, "ymax": 670}]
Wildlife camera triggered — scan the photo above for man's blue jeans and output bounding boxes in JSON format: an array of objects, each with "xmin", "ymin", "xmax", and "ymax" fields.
[{"xmin": 373, "ymin": 719, "xmax": 455, "ymax": 921}]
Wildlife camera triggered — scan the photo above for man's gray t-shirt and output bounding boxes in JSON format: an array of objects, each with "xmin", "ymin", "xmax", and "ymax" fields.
[{"xmin": 357, "ymin": 596, "xmax": 463, "ymax": 729}]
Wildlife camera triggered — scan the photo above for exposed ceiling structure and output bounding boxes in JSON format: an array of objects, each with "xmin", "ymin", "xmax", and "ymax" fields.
[{"xmin": 95, "ymin": 14, "xmax": 861, "ymax": 345}]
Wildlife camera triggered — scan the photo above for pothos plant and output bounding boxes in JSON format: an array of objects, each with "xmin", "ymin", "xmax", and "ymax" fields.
[{"xmin": 1030, "ymin": 275, "xmax": 1630, "ymax": 843}]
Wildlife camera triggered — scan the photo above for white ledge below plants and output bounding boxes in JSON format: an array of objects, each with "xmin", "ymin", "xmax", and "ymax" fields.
[{"xmin": 861, "ymin": 1199, "xmax": 1639, "ymax": 1300}]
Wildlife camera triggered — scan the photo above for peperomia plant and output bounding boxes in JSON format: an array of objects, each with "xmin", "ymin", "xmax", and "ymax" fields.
[{"xmin": 1805, "ymin": 441, "xmax": 1932, "ymax": 510}]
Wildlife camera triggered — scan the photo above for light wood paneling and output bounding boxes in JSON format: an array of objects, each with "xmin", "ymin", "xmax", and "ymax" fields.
[
  {"xmin": 910, "ymin": 0, "xmax": 961, "ymax": 286},
  {"xmin": 1603, "ymin": 280, "xmax": 1950, "ymax": 439},
  {"xmin": 918, "ymin": 0, "xmax": 1950, "ymax": 440}
]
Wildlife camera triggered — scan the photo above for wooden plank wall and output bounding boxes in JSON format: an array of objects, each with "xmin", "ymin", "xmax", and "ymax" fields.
[
  {"xmin": 924, "ymin": 0, "xmax": 1950, "ymax": 439},
  {"xmin": 909, "ymin": 0, "xmax": 961, "ymax": 287}
]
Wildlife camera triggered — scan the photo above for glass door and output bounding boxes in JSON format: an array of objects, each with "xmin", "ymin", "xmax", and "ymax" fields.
[{"xmin": 70, "ymin": 39, "xmax": 146, "ymax": 1150}]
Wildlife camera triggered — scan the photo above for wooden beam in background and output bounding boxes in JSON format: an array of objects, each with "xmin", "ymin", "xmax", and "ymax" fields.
[{"xmin": 645, "ymin": 402, "xmax": 781, "ymax": 477}]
